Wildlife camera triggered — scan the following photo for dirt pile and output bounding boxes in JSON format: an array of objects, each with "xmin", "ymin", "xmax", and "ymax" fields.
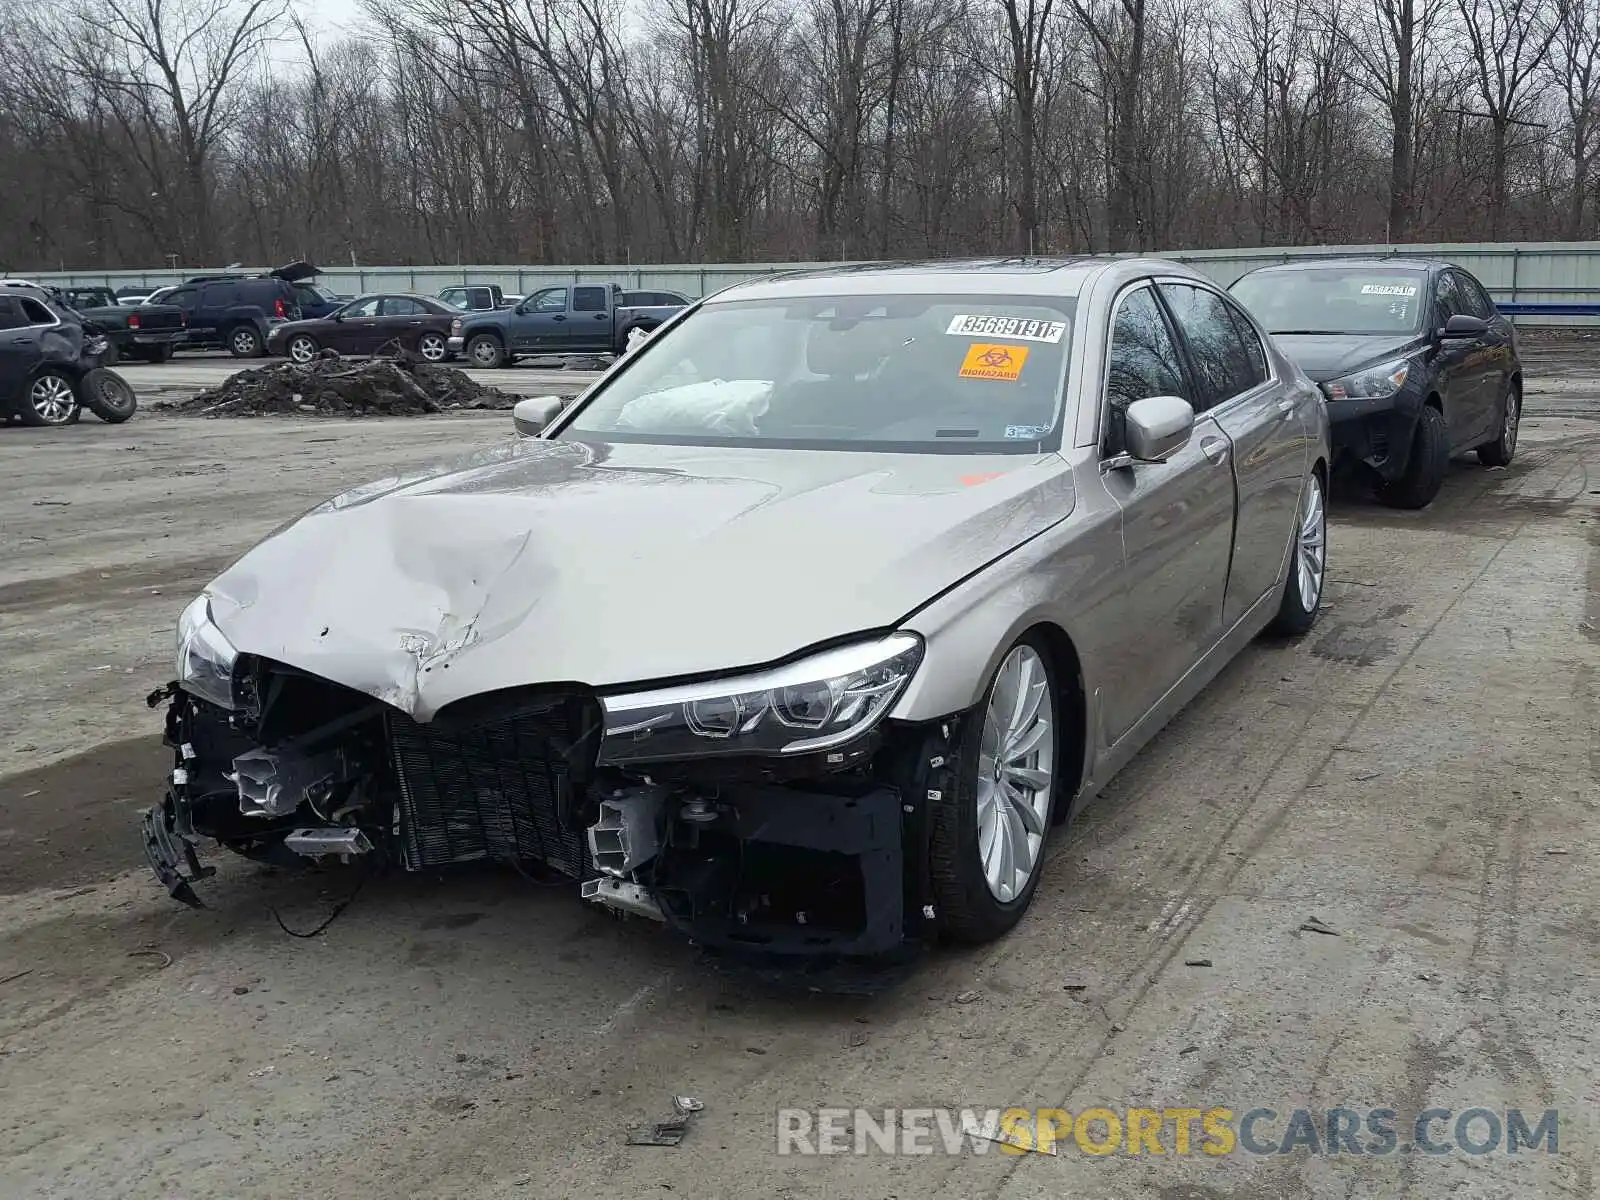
[{"xmin": 171, "ymin": 354, "xmax": 528, "ymax": 417}]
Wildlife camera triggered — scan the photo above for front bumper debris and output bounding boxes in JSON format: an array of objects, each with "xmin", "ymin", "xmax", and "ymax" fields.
[
  {"xmin": 1325, "ymin": 394, "xmax": 1420, "ymax": 481},
  {"xmin": 140, "ymin": 664, "xmax": 960, "ymax": 968}
]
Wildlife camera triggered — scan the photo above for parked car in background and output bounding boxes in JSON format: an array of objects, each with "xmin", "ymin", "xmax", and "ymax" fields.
[
  {"xmin": 149, "ymin": 262, "xmax": 314, "ymax": 357},
  {"xmin": 140, "ymin": 258, "xmax": 1329, "ymax": 963},
  {"xmin": 0, "ymin": 289, "xmax": 138, "ymax": 426},
  {"xmin": 266, "ymin": 293, "xmax": 458, "ymax": 363},
  {"xmin": 437, "ymin": 284, "xmax": 511, "ymax": 312},
  {"xmin": 1229, "ymin": 258, "xmax": 1521, "ymax": 509},
  {"xmin": 51, "ymin": 286, "xmax": 187, "ymax": 363},
  {"xmin": 116, "ymin": 286, "xmax": 153, "ymax": 306},
  {"xmin": 448, "ymin": 283, "xmax": 687, "ymax": 367},
  {"xmin": 289, "ymin": 281, "xmax": 343, "ymax": 320}
]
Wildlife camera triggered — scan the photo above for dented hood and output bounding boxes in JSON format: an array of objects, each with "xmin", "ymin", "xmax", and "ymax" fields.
[{"xmin": 204, "ymin": 438, "xmax": 1075, "ymax": 719}]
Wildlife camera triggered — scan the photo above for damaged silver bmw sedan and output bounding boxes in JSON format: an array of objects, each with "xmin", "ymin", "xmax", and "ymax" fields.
[{"xmin": 140, "ymin": 258, "xmax": 1330, "ymax": 963}]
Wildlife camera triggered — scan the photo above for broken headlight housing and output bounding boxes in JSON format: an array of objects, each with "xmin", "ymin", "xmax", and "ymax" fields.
[
  {"xmin": 175, "ymin": 594, "xmax": 238, "ymax": 710},
  {"xmin": 1320, "ymin": 358, "xmax": 1411, "ymax": 401},
  {"xmin": 598, "ymin": 633, "xmax": 923, "ymax": 764}
]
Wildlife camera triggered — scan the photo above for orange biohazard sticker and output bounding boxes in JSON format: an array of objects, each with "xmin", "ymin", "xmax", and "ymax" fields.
[{"xmin": 959, "ymin": 342, "xmax": 1029, "ymax": 381}]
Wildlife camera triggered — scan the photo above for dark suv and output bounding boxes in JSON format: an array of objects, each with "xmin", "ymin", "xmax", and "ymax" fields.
[{"xmin": 152, "ymin": 262, "xmax": 317, "ymax": 357}]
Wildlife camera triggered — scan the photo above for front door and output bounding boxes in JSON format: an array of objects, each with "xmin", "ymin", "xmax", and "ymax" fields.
[
  {"xmin": 512, "ymin": 288, "xmax": 570, "ymax": 351},
  {"xmin": 1431, "ymin": 271, "xmax": 1497, "ymax": 450},
  {"xmin": 1097, "ymin": 284, "xmax": 1237, "ymax": 745},
  {"xmin": 1158, "ymin": 281, "xmax": 1307, "ymax": 628},
  {"xmin": 333, "ymin": 297, "xmax": 384, "ymax": 353}
]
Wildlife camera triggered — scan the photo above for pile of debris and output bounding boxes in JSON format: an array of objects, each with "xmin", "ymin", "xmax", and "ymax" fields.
[{"xmin": 171, "ymin": 354, "xmax": 529, "ymax": 418}]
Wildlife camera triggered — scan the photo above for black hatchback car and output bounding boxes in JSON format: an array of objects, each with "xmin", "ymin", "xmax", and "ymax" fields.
[{"xmin": 1229, "ymin": 259, "xmax": 1521, "ymax": 508}]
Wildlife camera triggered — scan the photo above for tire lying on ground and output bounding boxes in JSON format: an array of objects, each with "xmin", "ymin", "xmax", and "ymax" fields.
[
  {"xmin": 169, "ymin": 352, "xmax": 533, "ymax": 417},
  {"xmin": 81, "ymin": 367, "xmax": 138, "ymax": 424}
]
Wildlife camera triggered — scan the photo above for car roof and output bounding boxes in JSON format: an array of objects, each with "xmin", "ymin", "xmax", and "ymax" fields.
[
  {"xmin": 708, "ymin": 256, "xmax": 1205, "ymax": 302},
  {"xmin": 1239, "ymin": 257, "xmax": 1442, "ymax": 275}
]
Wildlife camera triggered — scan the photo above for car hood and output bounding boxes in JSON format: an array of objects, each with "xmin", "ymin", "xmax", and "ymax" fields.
[
  {"xmin": 203, "ymin": 438, "xmax": 1075, "ymax": 719},
  {"xmin": 1270, "ymin": 333, "xmax": 1426, "ymax": 382}
]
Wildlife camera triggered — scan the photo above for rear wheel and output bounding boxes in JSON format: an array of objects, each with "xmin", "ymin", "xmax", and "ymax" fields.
[
  {"xmin": 417, "ymin": 331, "xmax": 448, "ymax": 363},
  {"xmin": 81, "ymin": 367, "xmax": 138, "ymax": 423},
  {"xmin": 467, "ymin": 334, "xmax": 505, "ymax": 369},
  {"xmin": 19, "ymin": 370, "xmax": 80, "ymax": 427},
  {"xmin": 228, "ymin": 325, "xmax": 263, "ymax": 358},
  {"xmin": 1476, "ymin": 380, "xmax": 1519, "ymax": 467},
  {"xmin": 287, "ymin": 334, "xmax": 320, "ymax": 364},
  {"xmin": 1377, "ymin": 404, "xmax": 1448, "ymax": 510},
  {"xmin": 930, "ymin": 636, "xmax": 1060, "ymax": 944}
]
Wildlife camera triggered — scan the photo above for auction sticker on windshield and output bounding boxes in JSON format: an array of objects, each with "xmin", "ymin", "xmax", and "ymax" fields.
[
  {"xmin": 946, "ymin": 315, "xmax": 1066, "ymax": 343},
  {"xmin": 959, "ymin": 343, "xmax": 1029, "ymax": 381},
  {"xmin": 1359, "ymin": 284, "xmax": 1418, "ymax": 296}
]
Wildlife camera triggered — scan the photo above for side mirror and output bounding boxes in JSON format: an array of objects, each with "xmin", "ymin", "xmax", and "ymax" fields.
[
  {"xmin": 513, "ymin": 395, "xmax": 565, "ymax": 437},
  {"xmin": 1123, "ymin": 395, "xmax": 1195, "ymax": 464},
  {"xmin": 1438, "ymin": 314, "xmax": 1488, "ymax": 341}
]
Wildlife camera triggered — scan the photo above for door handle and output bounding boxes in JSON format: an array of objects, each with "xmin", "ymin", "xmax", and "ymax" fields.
[
  {"xmin": 552, "ymin": 315, "xmax": 566, "ymax": 322},
  {"xmin": 1200, "ymin": 436, "xmax": 1229, "ymax": 465},
  {"xmin": 1277, "ymin": 397, "xmax": 1297, "ymax": 420}
]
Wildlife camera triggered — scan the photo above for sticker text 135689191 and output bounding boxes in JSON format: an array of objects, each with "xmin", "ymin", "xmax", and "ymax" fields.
[
  {"xmin": 946, "ymin": 315, "xmax": 1066, "ymax": 343},
  {"xmin": 959, "ymin": 343, "xmax": 1030, "ymax": 381}
]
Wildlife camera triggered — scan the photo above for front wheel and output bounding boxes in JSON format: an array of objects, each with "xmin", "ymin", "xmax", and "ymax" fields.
[
  {"xmin": 466, "ymin": 334, "xmax": 505, "ymax": 369},
  {"xmin": 287, "ymin": 334, "xmax": 320, "ymax": 364},
  {"xmin": 417, "ymin": 331, "xmax": 449, "ymax": 363},
  {"xmin": 228, "ymin": 325, "xmax": 263, "ymax": 358},
  {"xmin": 1476, "ymin": 381, "xmax": 1519, "ymax": 467},
  {"xmin": 1268, "ymin": 470, "xmax": 1327, "ymax": 636},
  {"xmin": 1377, "ymin": 404, "xmax": 1448, "ymax": 510},
  {"xmin": 81, "ymin": 367, "xmax": 138, "ymax": 423},
  {"xmin": 19, "ymin": 370, "xmax": 80, "ymax": 427},
  {"xmin": 930, "ymin": 636, "xmax": 1061, "ymax": 944}
]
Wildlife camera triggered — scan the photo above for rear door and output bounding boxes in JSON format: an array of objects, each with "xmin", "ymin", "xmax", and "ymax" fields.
[
  {"xmin": 569, "ymin": 285, "xmax": 613, "ymax": 351},
  {"xmin": 1157, "ymin": 281, "xmax": 1304, "ymax": 627},
  {"xmin": 378, "ymin": 296, "xmax": 429, "ymax": 349},
  {"xmin": 1096, "ymin": 283, "xmax": 1238, "ymax": 745}
]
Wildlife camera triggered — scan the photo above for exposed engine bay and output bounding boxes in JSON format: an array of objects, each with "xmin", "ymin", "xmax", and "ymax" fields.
[{"xmin": 140, "ymin": 654, "xmax": 961, "ymax": 964}]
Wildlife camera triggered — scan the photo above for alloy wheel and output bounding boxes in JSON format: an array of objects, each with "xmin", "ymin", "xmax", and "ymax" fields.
[
  {"xmin": 1297, "ymin": 473, "xmax": 1327, "ymax": 613},
  {"xmin": 288, "ymin": 336, "xmax": 316, "ymax": 364},
  {"xmin": 29, "ymin": 375, "xmax": 77, "ymax": 424},
  {"xmin": 976, "ymin": 645, "xmax": 1055, "ymax": 903},
  {"xmin": 1502, "ymin": 389, "xmax": 1520, "ymax": 458},
  {"xmin": 232, "ymin": 329, "xmax": 258, "ymax": 355},
  {"xmin": 419, "ymin": 333, "xmax": 447, "ymax": 362}
]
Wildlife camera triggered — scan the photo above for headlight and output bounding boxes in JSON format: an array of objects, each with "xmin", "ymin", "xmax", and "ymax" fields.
[
  {"xmin": 1320, "ymin": 358, "xmax": 1411, "ymax": 400},
  {"xmin": 598, "ymin": 633, "xmax": 923, "ymax": 764},
  {"xmin": 175, "ymin": 595, "xmax": 239, "ymax": 710}
]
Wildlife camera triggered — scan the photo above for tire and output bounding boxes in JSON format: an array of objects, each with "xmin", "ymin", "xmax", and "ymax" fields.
[
  {"xmin": 417, "ymin": 331, "xmax": 449, "ymax": 363},
  {"xmin": 18, "ymin": 370, "xmax": 80, "ymax": 427},
  {"xmin": 466, "ymin": 333, "xmax": 506, "ymax": 369},
  {"xmin": 929, "ymin": 634, "xmax": 1062, "ymax": 944},
  {"xmin": 227, "ymin": 324, "xmax": 263, "ymax": 358},
  {"xmin": 287, "ymin": 334, "xmax": 320, "ymax": 364},
  {"xmin": 1476, "ymin": 379, "xmax": 1519, "ymax": 467},
  {"xmin": 1376, "ymin": 404, "xmax": 1448, "ymax": 510},
  {"xmin": 82, "ymin": 367, "xmax": 138, "ymax": 424},
  {"xmin": 1268, "ymin": 469, "xmax": 1327, "ymax": 636}
]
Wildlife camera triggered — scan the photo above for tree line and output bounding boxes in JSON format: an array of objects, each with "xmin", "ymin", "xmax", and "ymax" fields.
[{"xmin": 3, "ymin": 0, "xmax": 1599, "ymax": 272}]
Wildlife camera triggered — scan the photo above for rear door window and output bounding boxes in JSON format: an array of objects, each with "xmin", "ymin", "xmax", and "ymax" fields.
[
  {"xmin": 382, "ymin": 297, "xmax": 426, "ymax": 316},
  {"xmin": 20, "ymin": 297, "xmax": 57, "ymax": 326},
  {"xmin": 0, "ymin": 297, "xmax": 26, "ymax": 329},
  {"xmin": 573, "ymin": 286, "xmax": 608, "ymax": 312},
  {"xmin": 200, "ymin": 283, "xmax": 239, "ymax": 307}
]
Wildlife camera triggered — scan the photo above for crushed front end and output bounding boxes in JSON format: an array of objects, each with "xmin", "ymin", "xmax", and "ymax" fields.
[{"xmin": 141, "ymin": 624, "xmax": 952, "ymax": 966}]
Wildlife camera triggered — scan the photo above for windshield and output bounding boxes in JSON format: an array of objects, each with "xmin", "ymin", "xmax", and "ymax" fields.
[
  {"xmin": 1231, "ymin": 267, "xmax": 1428, "ymax": 336},
  {"xmin": 558, "ymin": 294, "xmax": 1075, "ymax": 453}
]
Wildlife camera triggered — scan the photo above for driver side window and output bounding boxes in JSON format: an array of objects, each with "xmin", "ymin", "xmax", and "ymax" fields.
[
  {"xmin": 343, "ymin": 297, "xmax": 381, "ymax": 318},
  {"xmin": 1104, "ymin": 286, "xmax": 1187, "ymax": 456},
  {"xmin": 532, "ymin": 288, "xmax": 568, "ymax": 313}
]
